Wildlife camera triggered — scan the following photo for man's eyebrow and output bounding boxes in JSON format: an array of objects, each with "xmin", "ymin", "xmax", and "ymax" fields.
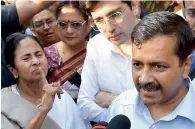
[
  {"xmin": 132, "ymin": 59, "xmax": 141, "ymax": 63},
  {"xmin": 106, "ymin": 7, "xmax": 122, "ymax": 17},
  {"xmin": 149, "ymin": 62, "xmax": 169, "ymax": 66},
  {"xmin": 93, "ymin": 7, "xmax": 122, "ymax": 21}
]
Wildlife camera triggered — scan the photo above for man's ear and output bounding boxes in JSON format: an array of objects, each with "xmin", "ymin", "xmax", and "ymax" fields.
[
  {"xmin": 7, "ymin": 65, "xmax": 18, "ymax": 79},
  {"xmin": 182, "ymin": 54, "xmax": 193, "ymax": 79}
]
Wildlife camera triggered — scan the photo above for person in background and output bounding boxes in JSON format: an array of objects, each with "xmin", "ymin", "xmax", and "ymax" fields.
[
  {"xmin": 142, "ymin": 1, "xmax": 181, "ymax": 13},
  {"xmin": 182, "ymin": 0, "xmax": 195, "ymax": 80},
  {"xmin": 77, "ymin": 1, "xmax": 138, "ymax": 122},
  {"xmin": 131, "ymin": 1, "xmax": 151, "ymax": 19},
  {"xmin": 45, "ymin": 1, "xmax": 91, "ymax": 102},
  {"xmin": 108, "ymin": 11, "xmax": 195, "ymax": 129},
  {"xmin": 31, "ymin": 7, "xmax": 60, "ymax": 68},
  {"xmin": 2, "ymin": 33, "xmax": 91, "ymax": 129},
  {"xmin": 31, "ymin": 8, "xmax": 60, "ymax": 47}
]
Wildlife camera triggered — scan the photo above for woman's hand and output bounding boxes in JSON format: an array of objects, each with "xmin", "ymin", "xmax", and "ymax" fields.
[
  {"xmin": 24, "ymin": 67, "xmax": 63, "ymax": 129},
  {"xmin": 39, "ymin": 67, "xmax": 63, "ymax": 112}
]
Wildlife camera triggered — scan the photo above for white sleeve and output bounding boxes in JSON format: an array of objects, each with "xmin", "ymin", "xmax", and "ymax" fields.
[
  {"xmin": 77, "ymin": 40, "xmax": 109, "ymax": 122},
  {"xmin": 107, "ymin": 98, "xmax": 120, "ymax": 123}
]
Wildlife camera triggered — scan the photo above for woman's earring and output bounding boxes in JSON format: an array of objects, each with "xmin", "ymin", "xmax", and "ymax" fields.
[{"xmin": 14, "ymin": 74, "xmax": 18, "ymax": 79}]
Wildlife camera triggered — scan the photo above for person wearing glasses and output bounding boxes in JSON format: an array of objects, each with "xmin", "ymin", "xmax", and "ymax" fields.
[
  {"xmin": 31, "ymin": 8, "xmax": 60, "ymax": 48},
  {"xmin": 77, "ymin": 1, "xmax": 139, "ymax": 122},
  {"xmin": 182, "ymin": 0, "xmax": 195, "ymax": 80},
  {"xmin": 31, "ymin": 7, "xmax": 61, "ymax": 69},
  {"xmin": 43, "ymin": 1, "xmax": 91, "ymax": 102}
]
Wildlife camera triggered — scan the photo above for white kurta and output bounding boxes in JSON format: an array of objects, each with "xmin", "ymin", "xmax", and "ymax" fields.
[{"xmin": 77, "ymin": 33, "xmax": 135, "ymax": 122}]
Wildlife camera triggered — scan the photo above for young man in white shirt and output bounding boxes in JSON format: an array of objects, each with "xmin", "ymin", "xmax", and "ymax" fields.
[
  {"xmin": 108, "ymin": 11, "xmax": 195, "ymax": 129},
  {"xmin": 77, "ymin": 1, "xmax": 139, "ymax": 122}
]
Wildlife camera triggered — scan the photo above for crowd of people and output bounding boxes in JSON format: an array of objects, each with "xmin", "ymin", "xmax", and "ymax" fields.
[{"xmin": 1, "ymin": 0, "xmax": 195, "ymax": 129}]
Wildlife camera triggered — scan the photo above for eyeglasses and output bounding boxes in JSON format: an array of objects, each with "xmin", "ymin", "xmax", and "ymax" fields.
[
  {"xmin": 91, "ymin": 5, "xmax": 127, "ymax": 31},
  {"xmin": 57, "ymin": 20, "xmax": 86, "ymax": 30},
  {"xmin": 33, "ymin": 19, "xmax": 55, "ymax": 29}
]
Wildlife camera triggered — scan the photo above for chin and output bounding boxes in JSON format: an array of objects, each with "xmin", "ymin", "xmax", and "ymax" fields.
[
  {"xmin": 67, "ymin": 42, "xmax": 79, "ymax": 46},
  {"xmin": 141, "ymin": 96, "xmax": 161, "ymax": 105},
  {"xmin": 111, "ymin": 40, "xmax": 124, "ymax": 46},
  {"xmin": 33, "ymin": 77, "xmax": 41, "ymax": 81},
  {"xmin": 143, "ymin": 100, "xmax": 158, "ymax": 105}
]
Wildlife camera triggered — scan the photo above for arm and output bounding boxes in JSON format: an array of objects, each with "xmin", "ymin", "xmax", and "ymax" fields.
[
  {"xmin": 25, "ymin": 67, "xmax": 63, "ymax": 129},
  {"xmin": 24, "ymin": 107, "xmax": 50, "ymax": 129},
  {"xmin": 95, "ymin": 91, "xmax": 117, "ymax": 108},
  {"xmin": 107, "ymin": 100, "xmax": 117, "ymax": 123},
  {"xmin": 77, "ymin": 42, "xmax": 109, "ymax": 122},
  {"xmin": 1, "ymin": 1, "xmax": 55, "ymax": 40}
]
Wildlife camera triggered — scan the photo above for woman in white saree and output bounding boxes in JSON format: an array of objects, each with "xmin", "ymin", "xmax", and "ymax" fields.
[{"xmin": 1, "ymin": 33, "xmax": 91, "ymax": 129}]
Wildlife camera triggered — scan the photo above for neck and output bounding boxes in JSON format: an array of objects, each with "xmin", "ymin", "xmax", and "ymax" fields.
[
  {"xmin": 60, "ymin": 41, "xmax": 86, "ymax": 53},
  {"xmin": 119, "ymin": 42, "xmax": 132, "ymax": 58},
  {"xmin": 147, "ymin": 83, "xmax": 189, "ymax": 121},
  {"xmin": 114, "ymin": 40, "xmax": 132, "ymax": 58},
  {"xmin": 17, "ymin": 79, "xmax": 43, "ymax": 102}
]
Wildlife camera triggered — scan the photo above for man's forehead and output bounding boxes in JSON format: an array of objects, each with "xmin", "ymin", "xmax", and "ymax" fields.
[
  {"xmin": 33, "ymin": 10, "xmax": 54, "ymax": 21},
  {"xmin": 132, "ymin": 35, "xmax": 177, "ymax": 56},
  {"xmin": 91, "ymin": 1, "xmax": 125, "ymax": 17}
]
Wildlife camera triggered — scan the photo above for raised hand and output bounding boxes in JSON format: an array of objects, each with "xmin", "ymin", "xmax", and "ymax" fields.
[{"xmin": 39, "ymin": 67, "xmax": 63, "ymax": 111}]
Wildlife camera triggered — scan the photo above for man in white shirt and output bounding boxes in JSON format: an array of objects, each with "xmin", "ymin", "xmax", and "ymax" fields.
[
  {"xmin": 77, "ymin": 1, "xmax": 139, "ymax": 122},
  {"xmin": 108, "ymin": 12, "xmax": 195, "ymax": 129}
]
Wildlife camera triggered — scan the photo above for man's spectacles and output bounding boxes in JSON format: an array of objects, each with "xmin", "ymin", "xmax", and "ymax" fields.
[
  {"xmin": 33, "ymin": 19, "xmax": 55, "ymax": 29},
  {"xmin": 57, "ymin": 20, "xmax": 86, "ymax": 30},
  {"xmin": 91, "ymin": 5, "xmax": 127, "ymax": 31}
]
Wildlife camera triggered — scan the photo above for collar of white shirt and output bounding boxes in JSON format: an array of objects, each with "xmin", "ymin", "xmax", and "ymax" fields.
[{"xmin": 117, "ymin": 80, "xmax": 195, "ymax": 123}]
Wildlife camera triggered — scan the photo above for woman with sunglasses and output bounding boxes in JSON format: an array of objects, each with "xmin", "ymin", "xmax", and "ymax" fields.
[{"xmin": 45, "ymin": 1, "xmax": 91, "ymax": 103}]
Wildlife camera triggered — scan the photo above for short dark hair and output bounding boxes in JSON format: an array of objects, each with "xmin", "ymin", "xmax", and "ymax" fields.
[
  {"xmin": 4, "ymin": 33, "xmax": 42, "ymax": 68},
  {"xmin": 56, "ymin": 1, "xmax": 89, "ymax": 21},
  {"xmin": 131, "ymin": 11, "xmax": 194, "ymax": 65},
  {"xmin": 82, "ymin": 1, "xmax": 132, "ymax": 17}
]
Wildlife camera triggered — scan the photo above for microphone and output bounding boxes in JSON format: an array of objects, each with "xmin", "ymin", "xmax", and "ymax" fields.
[
  {"xmin": 107, "ymin": 114, "xmax": 131, "ymax": 129},
  {"xmin": 92, "ymin": 121, "xmax": 108, "ymax": 129}
]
